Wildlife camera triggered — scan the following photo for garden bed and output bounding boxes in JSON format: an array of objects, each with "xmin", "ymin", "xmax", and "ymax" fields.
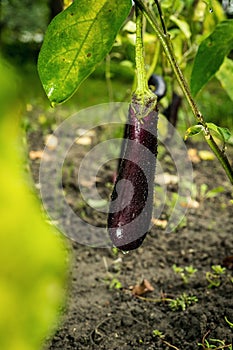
[{"xmin": 28, "ymin": 129, "xmax": 233, "ymax": 350}]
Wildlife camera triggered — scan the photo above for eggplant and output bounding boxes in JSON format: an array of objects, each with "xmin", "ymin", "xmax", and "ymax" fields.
[
  {"xmin": 148, "ymin": 74, "xmax": 166, "ymax": 101},
  {"xmin": 107, "ymin": 94, "xmax": 158, "ymax": 251},
  {"xmin": 116, "ymin": 74, "xmax": 166, "ymax": 174}
]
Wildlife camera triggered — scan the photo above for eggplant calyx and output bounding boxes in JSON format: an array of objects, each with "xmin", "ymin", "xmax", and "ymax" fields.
[{"xmin": 131, "ymin": 93, "xmax": 158, "ymax": 121}]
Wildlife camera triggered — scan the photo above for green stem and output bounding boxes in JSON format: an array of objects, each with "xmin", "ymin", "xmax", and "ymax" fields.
[
  {"xmin": 134, "ymin": 0, "xmax": 233, "ymax": 185},
  {"xmin": 135, "ymin": 7, "xmax": 152, "ymax": 98},
  {"xmin": 105, "ymin": 54, "xmax": 113, "ymax": 102},
  {"xmin": 133, "ymin": 5, "xmax": 157, "ymax": 120},
  {"xmin": 135, "ymin": 0, "xmax": 203, "ymax": 122},
  {"xmin": 205, "ymin": 134, "xmax": 233, "ymax": 184}
]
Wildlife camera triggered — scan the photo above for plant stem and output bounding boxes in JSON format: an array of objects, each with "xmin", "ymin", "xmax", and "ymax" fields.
[
  {"xmin": 135, "ymin": 0, "xmax": 203, "ymax": 122},
  {"xmin": 105, "ymin": 54, "xmax": 113, "ymax": 102},
  {"xmin": 135, "ymin": 6, "xmax": 152, "ymax": 98},
  {"xmin": 133, "ymin": 5, "xmax": 157, "ymax": 120},
  {"xmin": 136, "ymin": 295, "xmax": 174, "ymax": 303},
  {"xmin": 134, "ymin": 0, "xmax": 233, "ymax": 185},
  {"xmin": 161, "ymin": 339, "xmax": 180, "ymax": 350},
  {"xmin": 205, "ymin": 134, "xmax": 233, "ymax": 183}
]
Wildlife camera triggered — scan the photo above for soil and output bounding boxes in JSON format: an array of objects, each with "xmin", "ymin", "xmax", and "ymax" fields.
[{"xmin": 28, "ymin": 127, "xmax": 233, "ymax": 350}]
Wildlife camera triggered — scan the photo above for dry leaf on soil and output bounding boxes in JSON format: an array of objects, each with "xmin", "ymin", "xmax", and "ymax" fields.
[{"xmin": 130, "ymin": 279, "xmax": 154, "ymax": 296}]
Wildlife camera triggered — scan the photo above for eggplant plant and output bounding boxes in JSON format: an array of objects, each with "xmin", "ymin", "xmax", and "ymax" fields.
[{"xmin": 38, "ymin": 0, "xmax": 233, "ymax": 250}]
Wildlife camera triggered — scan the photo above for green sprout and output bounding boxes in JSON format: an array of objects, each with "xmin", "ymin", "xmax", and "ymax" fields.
[
  {"xmin": 152, "ymin": 329, "xmax": 165, "ymax": 338},
  {"xmin": 206, "ymin": 265, "xmax": 226, "ymax": 288},
  {"xmin": 172, "ymin": 264, "xmax": 198, "ymax": 284},
  {"xmin": 169, "ymin": 293, "xmax": 198, "ymax": 311},
  {"xmin": 212, "ymin": 265, "xmax": 226, "ymax": 275},
  {"xmin": 225, "ymin": 316, "xmax": 233, "ymax": 329},
  {"xmin": 198, "ymin": 336, "xmax": 232, "ymax": 349},
  {"xmin": 152, "ymin": 329, "xmax": 180, "ymax": 349},
  {"xmin": 109, "ymin": 277, "xmax": 122, "ymax": 290},
  {"xmin": 111, "ymin": 247, "xmax": 119, "ymax": 257}
]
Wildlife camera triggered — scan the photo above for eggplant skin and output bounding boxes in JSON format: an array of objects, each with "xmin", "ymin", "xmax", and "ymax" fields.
[{"xmin": 108, "ymin": 96, "xmax": 158, "ymax": 251}]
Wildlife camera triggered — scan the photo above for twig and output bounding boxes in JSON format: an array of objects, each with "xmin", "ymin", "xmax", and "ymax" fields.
[
  {"xmin": 135, "ymin": 295, "xmax": 174, "ymax": 303},
  {"xmin": 90, "ymin": 317, "xmax": 110, "ymax": 345},
  {"xmin": 161, "ymin": 339, "xmax": 180, "ymax": 350},
  {"xmin": 154, "ymin": 0, "xmax": 167, "ymax": 35}
]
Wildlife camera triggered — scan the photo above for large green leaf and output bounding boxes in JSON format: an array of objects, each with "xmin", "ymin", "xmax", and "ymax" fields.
[
  {"xmin": 190, "ymin": 20, "xmax": 233, "ymax": 96},
  {"xmin": 38, "ymin": 0, "xmax": 132, "ymax": 105},
  {"xmin": 216, "ymin": 57, "xmax": 233, "ymax": 101}
]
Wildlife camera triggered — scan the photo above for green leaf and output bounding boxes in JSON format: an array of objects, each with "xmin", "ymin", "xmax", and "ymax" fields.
[
  {"xmin": 170, "ymin": 15, "xmax": 191, "ymax": 39},
  {"xmin": 205, "ymin": 186, "xmax": 224, "ymax": 199},
  {"xmin": 184, "ymin": 124, "xmax": 204, "ymax": 140},
  {"xmin": 216, "ymin": 57, "xmax": 233, "ymax": 101},
  {"xmin": 206, "ymin": 122, "xmax": 231, "ymax": 143},
  {"xmin": 191, "ymin": 20, "xmax": 233, "ymax": 96},
  {"xmin": 38, "ymin": 0, "xmax": 132, "ymax": 105}
]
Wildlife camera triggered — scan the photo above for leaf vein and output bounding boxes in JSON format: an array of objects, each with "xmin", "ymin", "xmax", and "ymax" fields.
[{"xmin": 62, "ymin": 2, "xmax": 107, "ymax": 84}]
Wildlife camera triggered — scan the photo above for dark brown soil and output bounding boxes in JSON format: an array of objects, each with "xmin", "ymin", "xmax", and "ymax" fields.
[{"xmin": 28, "ymin": 128, "xmax": 233, "ymax": 350}]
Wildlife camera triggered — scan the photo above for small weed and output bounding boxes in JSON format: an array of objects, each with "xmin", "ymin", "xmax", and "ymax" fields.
[
  {"xmin": 102, "ymin": 256, "xmax": 122, "ymax": 290},
  {"xmin": 172, "ymin": 264, "xmax": 198, "ymax": 284},
  {"xmin": 225, "ymin": 316, "xmax": 233, "ymax": 329},
  {"xmin": 206, "ymin": 265, "xmax": 226, "ymax": 288},
  {"xmin": 212, "ymin": 265, "xmax": 226, "ymax": 274},
  {"xmin": 191, "ymin": 183, "xmax": 225, "ymax": 203},
  {"xmin": 198, "ymin": 330, "xmax": 232, "ymax": 349},
  {"xmin": 152, "ymin": 329, "xmax": 180, "ymax": 349},
  {"xmin": 169, "ymin": 293, "xmax": 198, "ymax": 311},
  {"xmin": 153, "ymin": 329, "xmax": 165, "ymax": 338},
  {"xmin": 108, "ymin": 277, "xmax": 122, "ymax": 290},
  {"xmin": 111, "ymin": 247, "xmax": 119, "ymax": 257}
]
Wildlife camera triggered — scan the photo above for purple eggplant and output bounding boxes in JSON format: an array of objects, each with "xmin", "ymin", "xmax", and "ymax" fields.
[
  {"xmin": 116, "ymin": 74, "xmax": 166, "ymax": 174},
  {"xmin": 107, "ymin": 94, "xmax": 158, "ymax": 251},
  {"xmin": 148, "ymin": 74, "xmax": 166, "ymax": 101}
]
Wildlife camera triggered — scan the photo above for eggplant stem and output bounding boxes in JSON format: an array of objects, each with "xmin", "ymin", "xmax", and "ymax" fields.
[{"xmin": 135, "ymin": 6, "xmax": 155, "ymax": 102}]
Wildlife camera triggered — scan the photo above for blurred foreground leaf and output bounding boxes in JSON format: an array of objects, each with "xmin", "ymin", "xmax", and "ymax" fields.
[{"xmin": 0, "ymin": 57, "xmax": 67, "ymax": 350}]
